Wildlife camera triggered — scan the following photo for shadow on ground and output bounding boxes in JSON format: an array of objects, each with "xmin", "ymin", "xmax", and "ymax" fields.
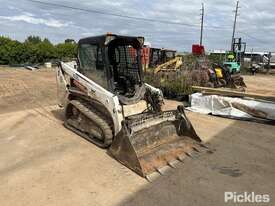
[
  {"xmin": 50, "ymin": 107, "xmax": 275, "ymax": 206},
  {"xmin": 116, "ymin": 117, "xmax": 275, "ymax": 206},
  {"xmin": 49, "ymin": 107, "xmax": 275, "ymax": 206}
]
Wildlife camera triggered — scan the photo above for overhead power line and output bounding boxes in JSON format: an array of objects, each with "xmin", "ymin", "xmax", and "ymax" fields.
[
  {"xmin": 23, "ymin": 0, "xmax": 248, "ymax": 31},
  {"xmin": 26, "ymin": 0, "xmax": 199, "ymax": 28},
  {"xmin": 238, "ymin": 31, "xmax": 268, "ymax": 44},
  {"xmin": 25, "ymin": 0, "xmax": 269, "ymax": 45}
]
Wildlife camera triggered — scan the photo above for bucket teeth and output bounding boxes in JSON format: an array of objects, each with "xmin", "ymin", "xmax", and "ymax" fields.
[
  {"xmin": 108, "ymin": 110, "xmax": 204, "ymax": 179},
  {"xmin": 185, "ymin": 151, "xmax": 193, "ymax": 158},
  {"xmin": 177, "ymin": 155, "xmax": 185, "ymax": 162},
  {"xmin": 200, "ymin": 143, "xmax": 209, "ymax": 149},
  {"xmin": 168, "ymin": 160, "xmax": 180, "ymax": 168},
  {"xmin": 193, "ymin": 146, "xmax": 200, "ymax": 152},
  {"xmin": 156, "ymin": 165, "xmax": 171, "ymax": 175},
  {"xmin": 146, "ymin": 172, "xmax": 160, "ymax": 182}
]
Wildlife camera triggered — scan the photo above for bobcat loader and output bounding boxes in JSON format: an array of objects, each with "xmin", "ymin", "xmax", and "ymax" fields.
[{"xmin": 56, "ymin": 34, "xmax": 204, "ymax": 179}]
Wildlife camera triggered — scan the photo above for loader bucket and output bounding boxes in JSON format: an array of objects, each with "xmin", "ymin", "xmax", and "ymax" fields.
[{"xmin": 108, "ymin": 106, "xmax": 203, "ymax": 178}]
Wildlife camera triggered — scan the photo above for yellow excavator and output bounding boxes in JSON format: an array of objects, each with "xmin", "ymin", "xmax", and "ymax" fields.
[
  {"xmin": 149, "ymin": 48, "xmax": 183, "ymax": 73},
  {"xmin": 154, "ymin": 56, "xmax": 183, "ymax": 73}
]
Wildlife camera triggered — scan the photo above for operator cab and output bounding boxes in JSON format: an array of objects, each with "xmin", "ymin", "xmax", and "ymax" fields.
[
  {"xmin": 77, "ymin": 34, "xmax": 145, "ymax": 104},
  {"xmin": 149, "ymin": 48, "xmax": 176, "ymax": 68}
]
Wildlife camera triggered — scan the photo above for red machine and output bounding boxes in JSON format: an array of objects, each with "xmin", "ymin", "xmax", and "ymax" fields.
[
  {"xmin": 192, "ymin": 44, "xmax": 205, "ymax": 55},
  {"xmin": 142, "ymin": 47, "xmax": 150, "ymax": 69},
  {"xmin": 130, "ymin": 46, "xmax": 150, "ymax": 71}
]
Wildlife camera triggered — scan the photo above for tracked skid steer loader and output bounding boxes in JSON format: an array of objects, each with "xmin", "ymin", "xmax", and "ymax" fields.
[{"xmin": 56, "ymin": 34, "xmax": 205, "ymax": 179}]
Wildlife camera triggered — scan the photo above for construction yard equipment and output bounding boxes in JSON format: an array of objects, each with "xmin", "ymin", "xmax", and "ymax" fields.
[
  {"xmin": 223, "ymin": 51, "xmax": 241, "ymax": 73},
  {"xmin": 56, "ymin": 34, "xmax": 204, "ymax": 179},
  {"xmin": 189, "ymin": 38, "xmax": 246, "ymax": 89},
  {"xmin": 149, "ymin": 48, "xmax": 175, "ymax": 67},
  {"xmin": 149, "ymin": 48, "xmax": 182, "ymax": 73},
  {"xmin": 206, "ymin": 63, "xmax": 227, "ymax": 88},
  {"xmin": 210, "ymin": 63, "xmax": 246, "ymax": 89},
  {"xmin": 223, "ymin": 38, "xmax": 246, "ymax": 74},
  {"xmin": 191, "ymin": 51, "xmax": 246, "ymax": 90},
  {"xmin": 154, "ymin": 56, "xmax": 183, "ymax": 73}
]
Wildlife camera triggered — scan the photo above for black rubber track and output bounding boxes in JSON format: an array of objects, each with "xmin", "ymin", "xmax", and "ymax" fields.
[{"xmin": 65, "ymin": 100, "xmax": 113, "ymax": 148}]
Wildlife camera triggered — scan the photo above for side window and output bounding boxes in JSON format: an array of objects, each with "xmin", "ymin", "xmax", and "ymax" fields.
[
  {"xmin": 78, "ymin": 44, "xmax": 107, "ymax": 89},
  {"xmin": 166, "ymin": 51, "xmax": 175, "ymax": 60}
]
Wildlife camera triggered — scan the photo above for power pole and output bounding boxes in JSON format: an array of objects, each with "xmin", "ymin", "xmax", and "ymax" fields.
[
  {"xmin": 200, "ymin": 3, "xmax": 204, "ymax": 46},
  {"xmin": 231, "ymin": 1, "xmax": 240, "ymax": 51}
]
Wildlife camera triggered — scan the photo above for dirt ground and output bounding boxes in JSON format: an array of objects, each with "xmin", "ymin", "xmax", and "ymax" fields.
[
  {"xmin": 0, "ymin": 67, "xmax": 274, "ymax": 206},
  {"xmin": 243, "ymin": 74, "xmax": 275, "ymax": 96}
]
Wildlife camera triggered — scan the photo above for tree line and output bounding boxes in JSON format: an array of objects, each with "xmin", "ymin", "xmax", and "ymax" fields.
[{"xmin": 0, "ymin": 36, "xmax": 77, "ymax": 65}]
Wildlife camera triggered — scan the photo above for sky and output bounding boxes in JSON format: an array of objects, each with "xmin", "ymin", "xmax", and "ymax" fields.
[{"xmin": 0, "ymin": 0, "xmax": 274, "ymax": 52}]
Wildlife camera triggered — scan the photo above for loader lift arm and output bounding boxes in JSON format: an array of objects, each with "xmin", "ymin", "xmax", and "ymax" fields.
[
  {"xmin": 56, "ymin": 61, "xmax": 123, "ymax": 136},
  {"xmin": 56, "ymin": 34, "xmax": 204, "ymax": 179}
]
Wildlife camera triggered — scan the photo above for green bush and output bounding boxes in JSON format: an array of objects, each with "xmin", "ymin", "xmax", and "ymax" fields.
[
  {"xmin": 0, "ymin": 36, "xmax": 77, "ymax": 65},
  {"xmin": 144, "ymin": 72, "xmax": 193, "ymax": 97}
]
